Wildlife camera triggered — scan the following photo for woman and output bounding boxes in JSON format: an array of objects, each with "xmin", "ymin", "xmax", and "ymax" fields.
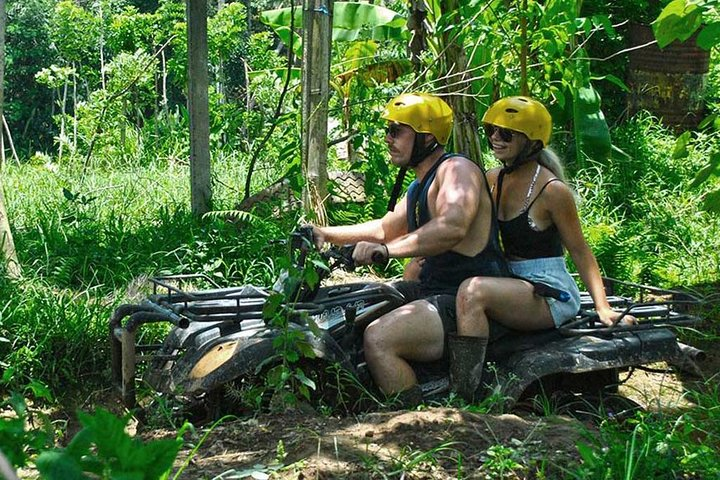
[{"xmin": 448, "ymin": 96, "xmax": 633, "ymax": 402}]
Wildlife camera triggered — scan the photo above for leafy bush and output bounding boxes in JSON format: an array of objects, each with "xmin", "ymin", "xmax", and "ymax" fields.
[
  {"xmin": 36, "ymin": 408, "xmax": 183, "ymax": 480},
  {"xmin": 573, "ymin": 113, "xmax": 719, "ymax": 286},
  {"xmin": 572, "ymin": 396, "xmax": 720, "ymax": 479}
]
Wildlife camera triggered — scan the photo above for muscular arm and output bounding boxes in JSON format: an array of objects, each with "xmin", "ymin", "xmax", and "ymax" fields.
[
  {"xmin": 549, "ymin": 184, "xmax": 628, "ymax": 326},
  {"xmin": 315, "ymin": 196, "xmax": 409, "ymax": 246},
  {"xmin": 384, "ymin": 157, "xmax": 481, "ymax": 258}
]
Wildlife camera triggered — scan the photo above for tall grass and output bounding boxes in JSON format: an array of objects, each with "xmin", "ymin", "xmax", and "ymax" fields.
[
  {"xmin": 0, "ymin": 159, "xmax": 298, "ymax": 398},
  {"xmin": 573, "ymin": 113, "xmax": 720, "ymax": 287},
  {"xmin": 570, "ymin": 382, "xmax": 720, "ymax": 479}
]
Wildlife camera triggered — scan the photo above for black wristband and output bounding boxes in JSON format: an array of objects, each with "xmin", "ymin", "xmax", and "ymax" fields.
[{"xmin": 381, "ymin": 243, "xmax": 390, "ymax": 259}]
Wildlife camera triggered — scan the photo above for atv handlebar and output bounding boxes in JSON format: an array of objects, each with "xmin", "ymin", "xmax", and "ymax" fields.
[{"xmin": 293, "ymin": 226, "xmax": 387, "ymax": 274}]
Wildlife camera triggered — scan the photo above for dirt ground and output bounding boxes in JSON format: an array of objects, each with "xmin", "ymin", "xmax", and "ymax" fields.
[
  {"xmin": 151, "ymin": 406, "xmax": 585, "ymax": 479},
  {"xmin": 133, "ymin": 348, "xmax": 718, "ymax": 480}
]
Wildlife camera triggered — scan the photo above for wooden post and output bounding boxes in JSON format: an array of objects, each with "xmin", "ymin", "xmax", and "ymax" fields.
[
  {"xmin": 0, "ymin": 0, "xmax": 20, "ymax": 279},
  {"xmin": 0, "ymin": 182, "xmax": 20, "ymax": 279},
  {"xmin": 187, "ymin": 0, "xmax": 212, "ymax": 216},
  {"xmin": 301, "ymin": 0, "xmax": 333, "ymax": 225}
]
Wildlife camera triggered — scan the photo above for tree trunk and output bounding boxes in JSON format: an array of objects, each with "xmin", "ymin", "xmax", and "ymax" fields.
[
  {"xmin": 439, "ymin": 0, "xmax": 484, "ymax": 167},
  {"xmin": 301, "ymin": 0, "xmax": 333, "ymax": 225},
  {"xmin": 59, "ymin": 77, "xmax": 68, "ymax": 162},
  {"xmin": 408, "ymin": 1, "xmax": 427, "ymax": 74},
  {"xmin": 0, "ymin": 0, "xmax": 21, "ymax": 279},
  {"xmin": 72, "ymin": 62, "xmax": 78, "ymax": 153},
  {"xmin": 187, "ymin": 0, "xmax": 212, "ymax": 216}
]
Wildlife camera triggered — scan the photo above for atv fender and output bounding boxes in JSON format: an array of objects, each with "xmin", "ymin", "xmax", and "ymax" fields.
[
  {"xmin": 147, "ymin": 327, "xmax": 354, "ymax": 398},
  {"xmin": 485, "ymin": 328, "xmax": 682, "ymax": 410}
]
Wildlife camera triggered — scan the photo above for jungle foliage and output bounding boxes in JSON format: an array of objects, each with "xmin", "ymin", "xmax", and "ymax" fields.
[{"xmin": 1, "ymin": 0, "xmax": 720, "ymax": 479}]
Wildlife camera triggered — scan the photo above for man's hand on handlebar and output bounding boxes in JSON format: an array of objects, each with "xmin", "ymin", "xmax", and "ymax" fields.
[
  {"xmin": 300, "ymin": 224, "xmax": 325, "ymax": 250},
  {"xmin": 353, "ymin": 241, "xmax": 389, "ymax": 266}
]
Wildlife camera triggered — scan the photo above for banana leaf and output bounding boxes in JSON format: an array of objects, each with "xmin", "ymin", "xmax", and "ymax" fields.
[
  {"xmin": 260, "ymin": 2, "xmax": 407, "ymax": 59},
  {"xmin": 572, "ymin": 84, "xmax": 611, "ymax": 165}
]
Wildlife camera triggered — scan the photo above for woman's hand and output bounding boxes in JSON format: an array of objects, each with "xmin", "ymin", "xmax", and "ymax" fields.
[{"xmin": 596, "ymin": 306, "xmax": 637, "ymax": 327}]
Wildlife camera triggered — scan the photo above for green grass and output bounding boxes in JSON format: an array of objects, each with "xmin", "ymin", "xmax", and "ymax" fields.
[
  {"xmin": 569, "ymin": 387, "xmax": 720, "ymax": 479},
  {"xmin": 572, "ymin": 113, "xmax": 720, "ymax": 286},
  {"xmin": 0, "ymin": 160, "xmax": 299, "ymax": 398}
]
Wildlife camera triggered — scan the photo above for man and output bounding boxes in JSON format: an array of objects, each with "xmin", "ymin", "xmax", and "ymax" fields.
[{"xmin": 312, "ymin": 92, "xmax": 507, "ymax": 403}]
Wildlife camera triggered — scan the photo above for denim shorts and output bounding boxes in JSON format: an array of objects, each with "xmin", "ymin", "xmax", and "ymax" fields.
[{"xmin": 508, "ymin": 256, "xmax": 581, "ymax": 327}]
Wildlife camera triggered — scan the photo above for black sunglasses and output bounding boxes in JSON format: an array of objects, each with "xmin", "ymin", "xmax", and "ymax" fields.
[
  {"xmin": 484, "ymin": 124, "xmax": 515, "ymax": 142},
  {"xmin": 386, "ymin": 123, "xmax": 403, "ymax": 138}
]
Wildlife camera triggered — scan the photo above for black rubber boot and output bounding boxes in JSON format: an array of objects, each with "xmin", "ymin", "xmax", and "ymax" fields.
[
  {"xmin": 448, "ymin": 333, "xmax": 488, "ymax": 403},
  {"xmin": 393, "ymin": 384, "xmax": 423, "ymax": 409}
]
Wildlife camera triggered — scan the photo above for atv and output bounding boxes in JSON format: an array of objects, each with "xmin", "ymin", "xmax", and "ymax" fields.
[{"xmin": 110, "ymin": 228, "xmax": 705, "ymax": 417}]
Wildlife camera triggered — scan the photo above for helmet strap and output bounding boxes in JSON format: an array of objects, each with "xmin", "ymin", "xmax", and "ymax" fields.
[
  {"xmin": 410, "ymin": 132, "xmax": 440, "ymax": 167},
  {"xmin": 386, "ymin": 167, "xmax": 407, "ymax": 212},
  {"xmin": 501, "ymin": 141, "xmax": 542, "ymax": 174}
]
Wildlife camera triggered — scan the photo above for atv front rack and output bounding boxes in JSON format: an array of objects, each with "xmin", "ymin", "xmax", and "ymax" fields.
[{"xmin": 110, "ymin": 274, "xmax": 324, "ymax": 409}]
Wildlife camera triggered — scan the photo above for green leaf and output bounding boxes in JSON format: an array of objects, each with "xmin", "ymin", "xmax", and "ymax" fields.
[
  {"xmin": 575, "ymin": 442, "xmax": 597, "ymax": 464},
  {"xmin": 35, "ymin": 450, "xmax": 87, "ymax": 480},
  {"xmin": 574, "ymin": 85, "xmax": 611, "ymax": 162},
  {"xmin": 62, "ymin": 188, "xmax": 76, "ymax": 201},
  {"xmin": 702, "ymin": 188, "xmax": 720, "ymax": 213},
  {"xmin": 671, "ymin": 131, "xmax": 692, "ymax": 159},
  {"xmin": 690, "ymin": 164, "xmax": 717, "ymax": 188},
  {"xmin": 297, "ymin": 341, "xmax": 317, "ymax": 359},
  {"xmin": 263, "ymin": 293, "xmax": 284, "ymax": 319},
  {"xmin": 696, "ymin": 21, "xmax": 720, "ymax": 49},
  {"xmin": 592, "ymin": 73, "xmax": 629, "ymax": 93},
  {"xmin": 260, "ymin": 2, "xmax": 406, "ymax": 58},
  {"xmin": 698, "ymin": 113, "xmax": 717, "ymax": 130},
  {"xmin": 295, "ymin": 369, "xmax": 317, "ymax": 391},
  {"xmin": 690, "ymin": 153, "xmax": 720, "ymax": 188},
  {"xmin": 653, "ymin": 0, "xmax": 703, "ymax": 48}
]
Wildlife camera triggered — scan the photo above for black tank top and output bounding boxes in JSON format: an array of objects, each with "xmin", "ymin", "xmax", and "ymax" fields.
[
  {"xmin": 495, "ymin": 166, "xmax": 564, "ymax": 259},
  {"xmin": 405, "ymin": 153, "xmax": 509, "ymax": 292}
]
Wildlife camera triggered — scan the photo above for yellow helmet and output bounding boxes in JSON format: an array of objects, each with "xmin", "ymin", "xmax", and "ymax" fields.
[
  {"xmin": 482, "ymin": 96, "xmax": 552, "ymax": 146},
  {"xmin": 381, "ymin": 93, "xmax": 454, "ymax": 145}
]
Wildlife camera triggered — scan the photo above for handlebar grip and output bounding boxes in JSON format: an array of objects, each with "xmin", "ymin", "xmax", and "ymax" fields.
[
  {"xmin": 371, "ymin": 244, "xmax": 389, "ymax": 265},
  {"xmin": 371, "ymin": 250, "xmax": 388, "ymax": 264}
]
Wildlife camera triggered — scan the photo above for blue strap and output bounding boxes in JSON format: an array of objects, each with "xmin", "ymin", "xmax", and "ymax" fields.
[{"xmin": 406, "ymin": 153, "xmax": 461, "ymax": 231}]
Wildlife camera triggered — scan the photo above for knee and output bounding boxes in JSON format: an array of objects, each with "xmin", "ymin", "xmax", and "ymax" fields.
[
  {"xmin": 363, "ymin": 321, "xmax": 389, "ymax": 359},
  {"xmin": 457, "ymin": 277, "xmax": 491, "ymax": 313}
]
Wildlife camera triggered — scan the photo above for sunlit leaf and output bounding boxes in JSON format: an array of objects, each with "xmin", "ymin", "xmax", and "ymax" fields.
[
  {"xmin": 260, "ymin": 2, "xmax": 406, "ymax": 58},
  {"xmin": 653, "ymin": 0, "xmax": 703, "ymax": 48},
  {"xmin": 671, "ymin": 131, "xmax": 692, "ymax": 159}
]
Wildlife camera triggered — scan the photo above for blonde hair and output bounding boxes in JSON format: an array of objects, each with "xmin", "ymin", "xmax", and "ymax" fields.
[{"xmin": 538, "ymin": 147, "xmax": 566, "ymax": 182}]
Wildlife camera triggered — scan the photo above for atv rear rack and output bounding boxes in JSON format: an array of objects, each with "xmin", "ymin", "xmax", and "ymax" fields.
[{"xmin": 566, "ymin": 276, "xmax": 702, "ymax": 336}]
